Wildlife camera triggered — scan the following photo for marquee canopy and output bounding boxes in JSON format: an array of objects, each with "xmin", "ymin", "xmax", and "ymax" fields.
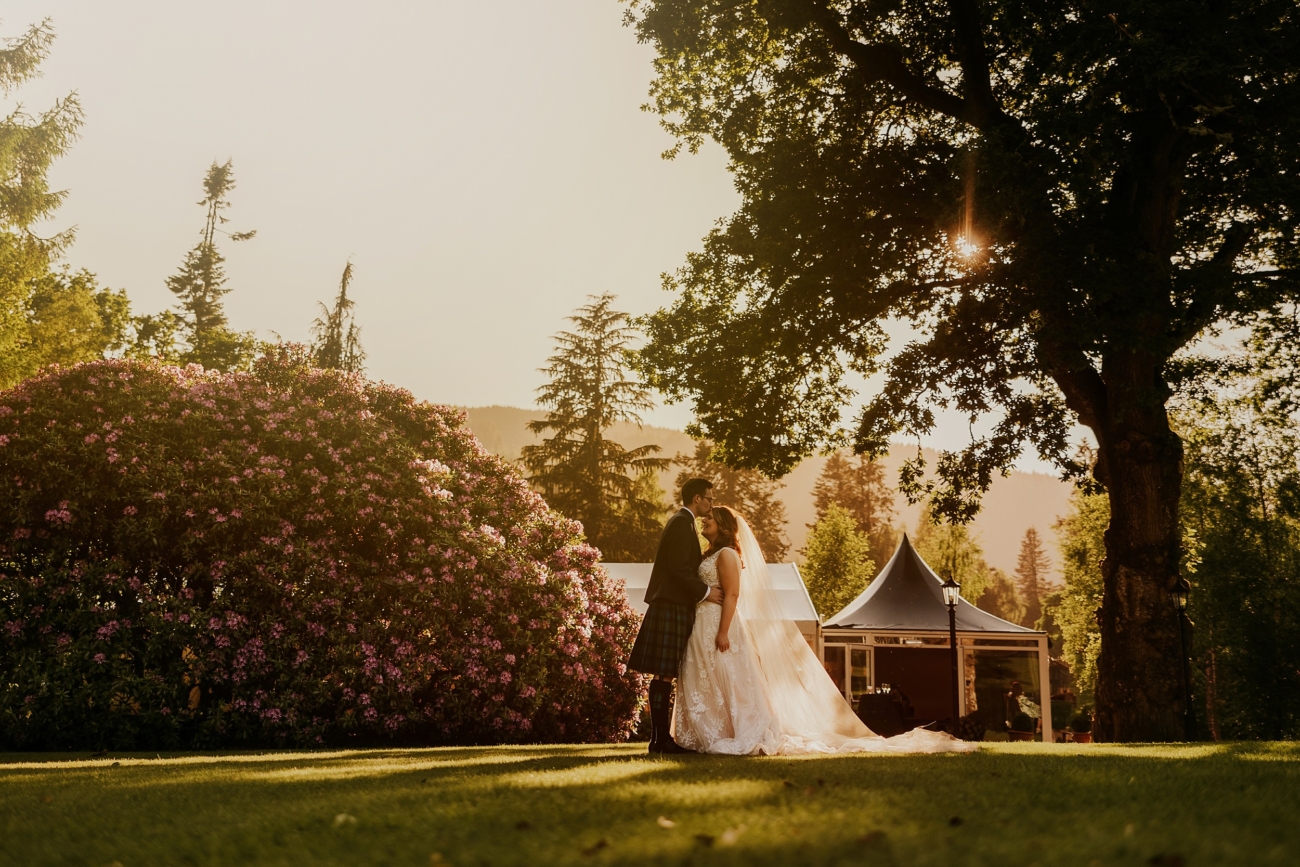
[
  {"xmin": 603, "ymin": 562, "xmax": 820, "ymax": 639},
  {"xmin": 825, "ymin": 534, "xmax": 1039, "ymax": 633}
]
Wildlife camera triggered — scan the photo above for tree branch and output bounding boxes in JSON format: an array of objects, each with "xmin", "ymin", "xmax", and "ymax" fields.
[
  {"xmin": 1172, "ymin": 221, "xmax": 1254, "ymax": 345},
  {"xmin": 801, "ymin": 1, "xmax": 975, "ymax": 125},
  {"xmin": 945, "ymin": 0, "xmax": 1010, "ymax": 129}
]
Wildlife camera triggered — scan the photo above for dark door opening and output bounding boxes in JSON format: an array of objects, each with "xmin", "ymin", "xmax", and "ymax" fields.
[{"xmin": 873, "ymin": 647, "xmax": 952, "ymax": 726}]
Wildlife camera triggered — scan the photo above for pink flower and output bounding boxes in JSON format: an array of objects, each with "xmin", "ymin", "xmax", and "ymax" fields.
[
  {"xmin": 123, "ymin": 506, "xmax": 138, "ymax": 516},
  {"xmin": 93, "ymin": 653, "xmax": 106, "ymax": 664}
]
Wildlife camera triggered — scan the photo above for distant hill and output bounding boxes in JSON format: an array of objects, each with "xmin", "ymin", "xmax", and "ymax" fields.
[{"xmin": 455, "ymin": 405, "xmax": 1074, "ymax": 579}]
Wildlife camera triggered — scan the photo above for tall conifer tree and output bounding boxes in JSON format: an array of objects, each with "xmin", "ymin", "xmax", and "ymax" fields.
[
  {"xmin": 811, "ymin": 450, "xmax": 898, "ymax": 575},
  {"xmin": 310, "ymin": 261, "xmax": 365, "ymax": 372},
  {"xmin": 522, "ymin": 294, "xmax": 668, "ymax": 561},
  {"xmin": 165, "ymin": 160, "xmax": 257, "ymax": 371},
  {"xmin": 0, "ymin": 19, "xmax": 84, "ymax": 388},
  {"xmin": 1014, "ymin": 527, "xmax": 1052, "ymax": 629}
]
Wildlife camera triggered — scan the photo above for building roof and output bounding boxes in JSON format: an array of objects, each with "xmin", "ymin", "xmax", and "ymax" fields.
[
  {"xmin": 602, "ymin": 562, "xmax": 820, "ymax": 627},
  {"xmin": 824, "ymin": 534, "xmax": 1040, "ymax": 633}
]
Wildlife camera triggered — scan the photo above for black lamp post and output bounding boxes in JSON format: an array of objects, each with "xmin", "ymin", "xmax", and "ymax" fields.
[
  {"xmin": 941, "ymin": 576, "xmax": 962, "ymax": 736},
  {"xmin": 1170, "ymin": 577, "xmax": 1198, "ymax": 741}
]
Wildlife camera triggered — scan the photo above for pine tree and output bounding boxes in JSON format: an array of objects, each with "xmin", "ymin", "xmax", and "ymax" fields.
[
  {"xmin": 521, "ymin": 294, "xmax": 668, "ymax": 560},
  {"xmin": 801, "ymin": 504, "xmax": 874, "ymax": 620},
  {"xmin": 674, "ymin": 440, "xmax": 790, "ymax": 560},
  {"xmin": 0, "ymin": 19, "xmax": 84, "ymax": 389},
  {"xmin": 811, "ymin": 450, "xmax": 898, "ymax": 575},
  {"xmin": 310, "ymin": 261, "xmax": 365, "ymax": 372},
  {"xmin": 165, "ymin": 160, "xmax": 257, "ymax": 371},
  {"xmin": 914, "ymin": 504, "xmax": 993, "ymax": 605},
  {"xmin": 978, "ymin": 567, "xmax": 1026, "ymax": 625},
  {"xmin": 1014, "ymin": 527, "xmax": 1052, "ymax": 629}
]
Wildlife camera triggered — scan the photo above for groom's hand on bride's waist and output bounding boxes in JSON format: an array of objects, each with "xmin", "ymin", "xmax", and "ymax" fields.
[{"xmin": 705, "ymin": 587, "xmax": 724, "ymax": 605}]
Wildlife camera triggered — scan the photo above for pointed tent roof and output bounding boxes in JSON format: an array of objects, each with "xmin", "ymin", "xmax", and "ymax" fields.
[{"xmin": 825, "ymin": 534, "xmax": 1039, "ymax": 633}]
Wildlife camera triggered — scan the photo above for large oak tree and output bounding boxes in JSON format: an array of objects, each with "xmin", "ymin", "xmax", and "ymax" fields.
[{"xmin": 626, "ymin": 0, "xmax": 1300, "ymax": 740}]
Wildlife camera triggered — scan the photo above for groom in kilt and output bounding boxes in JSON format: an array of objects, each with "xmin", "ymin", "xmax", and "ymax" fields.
[{"xmin": 628, "ymin": 478, "xmax": 722, "ymax": 753}]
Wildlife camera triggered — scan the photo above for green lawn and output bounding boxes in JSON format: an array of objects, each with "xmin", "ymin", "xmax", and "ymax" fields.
[{"xmin": 2, "ymin": 742, "xmax": 1297, "ymax": 866}]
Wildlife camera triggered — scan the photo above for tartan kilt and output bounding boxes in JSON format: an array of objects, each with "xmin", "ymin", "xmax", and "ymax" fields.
[{"xmin": 627, "ymin": 601, "xmax": 696, "ymax": 678}]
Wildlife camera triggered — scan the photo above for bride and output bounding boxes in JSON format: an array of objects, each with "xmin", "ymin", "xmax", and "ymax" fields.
[{"xmin": 674, "ymin": 506, "xmax": 976, "ymax": 755}]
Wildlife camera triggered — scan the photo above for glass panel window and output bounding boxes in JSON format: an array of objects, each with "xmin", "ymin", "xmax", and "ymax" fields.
[
  {"xmin": 850, "ymin": 648, "xmax": 870, "ymax": 697},
  {"xmin": 823, "ymin": 646, "xmax": 847, "ymax": 697}
]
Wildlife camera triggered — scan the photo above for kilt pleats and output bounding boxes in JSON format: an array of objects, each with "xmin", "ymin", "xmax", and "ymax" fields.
[{"xmin": 628, "ymin": 602, "xmax": 696, "ymax": 678}]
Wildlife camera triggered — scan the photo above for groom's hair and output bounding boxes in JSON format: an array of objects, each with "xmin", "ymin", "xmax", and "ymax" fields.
[{"xmin": 681, "ymin": 477, "xmax": 713, "ymax": 505}]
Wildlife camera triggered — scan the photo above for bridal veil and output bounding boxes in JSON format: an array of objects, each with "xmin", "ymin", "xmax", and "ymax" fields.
[{"xmin": 732, "ymin": 515, "xmax": 975, "ymax": 754}]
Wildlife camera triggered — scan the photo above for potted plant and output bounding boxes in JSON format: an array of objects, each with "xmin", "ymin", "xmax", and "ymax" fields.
[
  {"xmin": 1008, "ymin": 712, "xmax": 1037, "ymax": 741},
  {"xmin": 1069, "ymin": 710, "xmax": 1093, "ymax": 743}
]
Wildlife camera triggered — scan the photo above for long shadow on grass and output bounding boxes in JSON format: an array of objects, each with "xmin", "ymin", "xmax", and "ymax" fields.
[{"xmin": 3, "ymin": 744, "xmax": 1299, "ymax": 866}]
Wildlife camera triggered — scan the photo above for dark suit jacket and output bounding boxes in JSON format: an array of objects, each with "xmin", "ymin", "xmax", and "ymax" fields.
[{"xmin": 644, "ymin": 508, "xmax": 708, "ymax": 607}]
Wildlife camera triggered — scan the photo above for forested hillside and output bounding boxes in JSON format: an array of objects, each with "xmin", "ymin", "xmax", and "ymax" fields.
[{"xmin": 459, "ymin": 405, "xmax": 1072, "ymax": 577}]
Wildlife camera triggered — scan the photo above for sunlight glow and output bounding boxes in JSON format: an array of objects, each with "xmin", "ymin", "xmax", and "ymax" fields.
[{"xmin": 955, "ymin": 235, "xmax": 981, "ymax": 259}]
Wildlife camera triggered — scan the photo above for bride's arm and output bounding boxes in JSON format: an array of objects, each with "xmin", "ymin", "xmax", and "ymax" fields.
[{"xmin": 715, "ymin": 548, "xmax": 741, "ymax": 653}]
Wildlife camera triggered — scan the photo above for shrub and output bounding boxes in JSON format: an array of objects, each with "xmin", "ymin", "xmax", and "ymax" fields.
[
  {"xmin": 1010, "ymin": 712, "xmax": 1036, "ymax": 733},
  {"xmin": 1070, "ymin": 710, "xmax": 1093, "ymax": 734},
  {"xmin": 0, "ymin": 349, "xmax": 643, "ymax": 749}
]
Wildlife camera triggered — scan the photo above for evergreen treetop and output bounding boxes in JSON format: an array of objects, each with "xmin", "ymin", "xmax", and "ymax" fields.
[
  {"xmin": 311, "ymin": 261, "xmax": 365, "ymax": 373},
  {"xmin": 165, "ymin": 159, "xmax": 258, "ymax": 371},
  {"xmin": 522, "ymin": 294, "xmax": 668, "ymax": 561}
]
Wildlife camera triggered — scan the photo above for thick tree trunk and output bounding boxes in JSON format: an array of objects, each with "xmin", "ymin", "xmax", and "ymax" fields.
[{"xmin": 1092, "ymin": 365, "xmax": 1188, "ymax": 742}]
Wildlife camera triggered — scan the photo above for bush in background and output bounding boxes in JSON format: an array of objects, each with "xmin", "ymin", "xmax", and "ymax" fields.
[{"xmin": 0, "ymin": 348, "xmax": 642, "ymax": 749}]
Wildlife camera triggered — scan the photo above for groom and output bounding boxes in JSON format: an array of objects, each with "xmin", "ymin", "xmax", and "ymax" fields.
[{"xmin": 627, "ymin": 477, "xmax": 723, "ymax": 754}]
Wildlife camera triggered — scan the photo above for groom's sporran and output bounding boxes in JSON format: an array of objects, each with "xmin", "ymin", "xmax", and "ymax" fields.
[{"xmin": 627, "ymin": 477, "xmax": 721, "ymax": 754}]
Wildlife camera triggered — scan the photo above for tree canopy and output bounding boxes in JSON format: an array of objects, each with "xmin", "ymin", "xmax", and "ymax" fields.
[
  {"xmin": 801, "ymin": 504, "xmax": 873, "ymax": 619},
  {"xmin": 626, "ymin": 0, "xmax": 1300, "ymax": 741}
]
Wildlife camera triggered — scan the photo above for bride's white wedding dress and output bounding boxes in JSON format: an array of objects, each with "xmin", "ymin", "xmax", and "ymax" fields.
[{"xmin": 674, "ymin": 518, "xmax": 975, "ymax": 755}]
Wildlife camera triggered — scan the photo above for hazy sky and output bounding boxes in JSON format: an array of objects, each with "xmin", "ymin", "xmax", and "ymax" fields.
[
  {"xmin": 5, "ymin": 2, "xmax": 1058, "ymax": 469},
  {"xmin": 6, "ymin": 1, "xmax": 739, "ymax": 421}
]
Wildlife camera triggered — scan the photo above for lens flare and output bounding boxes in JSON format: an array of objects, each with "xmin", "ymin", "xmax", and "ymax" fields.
[{"xmin": 955, "ymin": 235, "xmax": 980, "ymax": 259}]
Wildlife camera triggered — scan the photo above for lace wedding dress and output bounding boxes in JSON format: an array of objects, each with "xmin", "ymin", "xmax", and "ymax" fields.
[{"xmin": 674, "ymin": 517, "xmax": 976, "ymax": 756}]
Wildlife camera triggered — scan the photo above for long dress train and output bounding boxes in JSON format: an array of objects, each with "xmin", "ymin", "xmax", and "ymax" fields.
[{"xmin": 674, "ymin": 523, "xmax": 976, "ymax": 756}]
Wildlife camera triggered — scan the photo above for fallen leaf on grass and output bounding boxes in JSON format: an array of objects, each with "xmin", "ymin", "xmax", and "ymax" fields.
[
  {"xmin": 515, "ymin": 820, "xmax": 531, "ymax": 830},
  {"xmin": 581, "ymin": 839, "xmax": 608, "ymax": 856},
  {"xmin": 816, "ymin": 778, "xmax": 825, "ymax": 787},
  {"xmin": 719, "ymin": 825, "xmax": 747, "ymax": 846},
  {"xmin": 782, "ymin": 780, "xmax": 795, "ymax": 788},
  {"xmin": 859, "ymin": 831, "xmax": 887, "ymax": 846},
  {"xmin": 110, "ymin": 762, "xmax": 121, "ymax": 768},
  {"xmin": 694, "ymin": 834, "xmax": 715, "ymax": 847},
  {"xmin": 39, "ymin": 794, "xmax": 53, "ymax": 803},
  {"xmin": 333, "ymin": 813, "xmax": 358, "ymax": 828},
  {"xmin": 656, "ymin": 816, "xmax": 676, "ymax": 828},
  {"xmin": 949, "ymin": 816, "xmax": 964, "ymax": 827},
  {"xmin": 430, "ymin": 854, "xmax": 451, "ymax": 866}
]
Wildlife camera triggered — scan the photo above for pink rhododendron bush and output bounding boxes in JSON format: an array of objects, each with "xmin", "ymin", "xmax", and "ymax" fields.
[{"xmin": 0, "ymin": 349, "xmax": 642, "ymax": 749}]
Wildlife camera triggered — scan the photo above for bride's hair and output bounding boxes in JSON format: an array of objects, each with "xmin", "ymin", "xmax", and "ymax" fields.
[{"xmin": 705, "ymin": 506, "xmax": 744, "ymax": 568}]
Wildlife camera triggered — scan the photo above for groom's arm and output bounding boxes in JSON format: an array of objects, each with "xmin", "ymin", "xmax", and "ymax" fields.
[{"xmin": 665, "ymin": 517, "xmax": 711, "ymax": 604}]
